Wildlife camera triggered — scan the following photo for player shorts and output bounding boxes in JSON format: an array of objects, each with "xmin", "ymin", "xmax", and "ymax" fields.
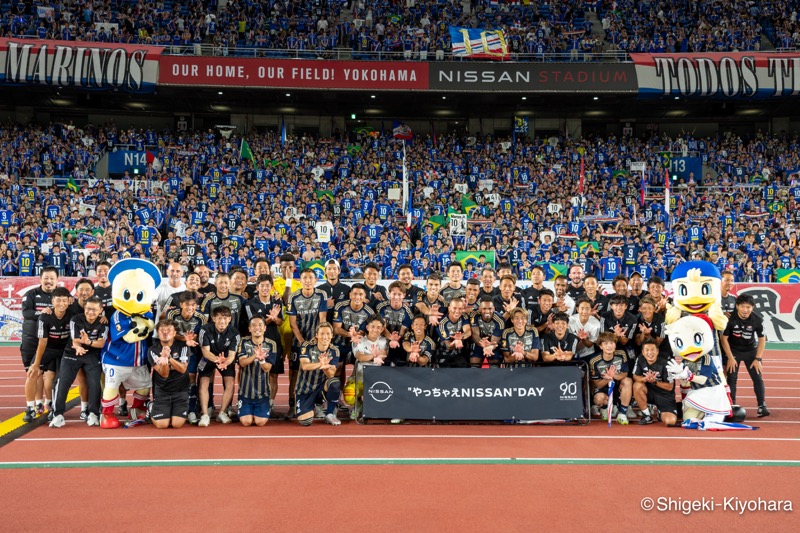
[
  {"xmin": 295, "ymin": 379, "xmax": 337, "ymax": 416},
  {"xmin": 237, "ymin": 396, "xmax": 271, "ymax": 419},
  {"xmin": 39, "ymin": 350, "xmax": 62, "ymax": 373},
  {"xmin": 150, "ymin": 390, "xmax": 189, "ymax": 420},
  {"xmin": 102, "ymin": 364, "xmax": 151, "ymax": 391},
  {"xmin": 21, "ymin": 350, "xmax": 35, "ymax": 370},
  {"xmin": 197, "ymin": 357, "xmax": 236, "ymax": 378},
  {"xmin": 336, "ymin": 345, "xmax": 354, "ymax": 365},
  {"xmin": 269, "ymin": 352, "xmax": 285, "ymax": 375},
  {"xmin": 647, "ymin": 388, "xmax": 678, "ymax": 416},
  {"xmin": 289, "ymin": 345, "xmax": 302, "ymax": 371},
  {"xmin": 187, "ymin": 353, "xmax": 200, "ymax": 374}
]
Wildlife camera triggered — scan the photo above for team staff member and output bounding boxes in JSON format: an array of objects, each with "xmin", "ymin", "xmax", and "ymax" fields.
[
  {"xmin": 318, "ymin": 259, "xmax": 350, "ymax": 323},
  {"xmin": 168, "ymin": 291, "xmax": 207, "ymax": 424},
  {"xmin": 237, "ymin": 316, "xmax": 278, "ymax": 427},
  {"xmin": 28, "ymin": 287, "xmax": 73, "ymax": 422},
  {"xmin": 197, "ymin": 306, "xmax": 240, "ymax": 426},
  {"xmin": 49, "ymin": 296, "xmax": 108, "ymax": 428},
  {"xmin": 296, "ymin": 323, "xmax": 342, "ymax": 426},
  {"xmin": 21, "ymin": 266, "xmax": 58, "ymax": 422},
  {"xmin": 721, "ymin": 294, "xmax": 770, "ymax": 417},
  {"xmin": 148, "ymin": 320, "xmax": 190, "ymax": 429},
  {"xmin": 287, "ymin": 268, "xmax": 328, "ymax": 415},
  {"xmin": 632, "ymin": 338, "xmax": 677, "ymax": 426}
]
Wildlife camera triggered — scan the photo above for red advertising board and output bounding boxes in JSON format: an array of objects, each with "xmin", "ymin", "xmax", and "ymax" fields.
[{"xmin": 159, "ymin": 56, "xmax": 428, "ymax": 90}]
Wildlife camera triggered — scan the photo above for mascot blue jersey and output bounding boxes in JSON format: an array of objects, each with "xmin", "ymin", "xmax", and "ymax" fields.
[{"xmin": 102, "ymin": 310, "xmax": 154, "ymax": 367}]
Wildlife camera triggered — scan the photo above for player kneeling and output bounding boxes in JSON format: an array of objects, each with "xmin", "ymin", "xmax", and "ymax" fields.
[
  {"xmin": 632, "ymin": 338, "xmax": 678, "ymax": 426},
  {"xmin": 589, "ymin": 332, "xmax": 633, "ymax": 424},
  {"xmin": 237, "ymin": 316, "xmax": 278, "ymax": 427},
  {"xmin": 148, "ymin": 320, "xmax": 190, "ymax": 429},
  {"xmin": 296, "ymin": 323, "xmax": 342, "ymax": 426}
]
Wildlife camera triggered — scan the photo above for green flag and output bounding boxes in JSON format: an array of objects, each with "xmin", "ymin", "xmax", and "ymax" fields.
[
  {"xmin": 535, "ymin": 262, "xmax": 568, "ymax": 280},
  {"xmin": 427, "ymin": 215, "xmax": 446, "ymax": 232},
  {"xmin": 65, "ymin": 176, "xmax": 79, "ymax": 193},
  {"xmin": 576, "ymin": 241, "xmax": 599, "ymax": 253},
  {"xmin": 304, "ymin": 260, "xmax": 326, "ymax": 279},
  {"xmin": 240, "ymin": 139, "xmax": 253, "ymax": 160},
  {"xmin": 455, "ymin": 250, "xmax": 495, "ymax": 268},
  {"xmin": 461, "ymin": 195, "xmax": 479, "ymax": 218},
  {"xmin": 315, "ymin": 190, "xmax": 334, "ymax": 204},
  {"xmin": 612, "ymin": 170, "xmax": 629, "ymax": 179},
  {"xmin": 777, "ymin": 268, "xmax": 800, "ymax": 283}
]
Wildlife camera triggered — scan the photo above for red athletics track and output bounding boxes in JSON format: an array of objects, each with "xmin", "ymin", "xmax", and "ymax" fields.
[{"xmin": 0, "ymin": 347, "xmax": 798, "ymax": 531}]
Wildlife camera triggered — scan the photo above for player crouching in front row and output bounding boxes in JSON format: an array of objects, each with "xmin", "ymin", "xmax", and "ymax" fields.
[
  {"xmin": 632, "ymin": 338, "xmax": 678, "ymax": 426},
  {"xmin": 236, "ymin": 316, "xmax": 278, "ymax": 427},
  {"xmin": 148, "ymin": 320, "xmax": 190, "ymax": 429},
  {"xmin": 296, "ymin": 322, "xmax": 342, "ymax": 426},
  {"xmin": 590, "ymin": 332, "xmax": 633, "ymax": 425}
]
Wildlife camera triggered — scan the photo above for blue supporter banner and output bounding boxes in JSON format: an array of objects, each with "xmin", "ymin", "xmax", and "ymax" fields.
[
  {"xmin": 362, "ymin": 365, "xmax": 585, "ymax": 421},
  {"xmin": 668, "ymin": 156, "xmax": 702, "ymax": 183},
  {"xmin": 108, "ymin": 151, "xmax": 149, "ymax": 175}
]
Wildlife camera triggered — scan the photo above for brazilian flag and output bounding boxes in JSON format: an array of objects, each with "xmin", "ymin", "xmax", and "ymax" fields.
[
  {"xmin": 777, "ymin": 268, "xmax": 800, "ymax": 283},
  {"xmin": 315, "ymin": 190, "xmax": 334, "ymax": 204},
  {"xmin": 612, "ymin": 170, "xmax": 629, "ymax": 179},
  {"xmin": 305, "ymin": 260, "xmax": 326, "ymax": 280},
  {"xmin": 427, "ymin": 215, "xmax": 446, "ymax": 232},
  {"xmin": 65, "ymin": 176, "xmax": 79, "ymax": 193},
  {"xmin": 535, "ymin": 262, "xmax": 568, "ymax": 280},
  {"xmin": 461, "ymin": 195, "xmax": 479, "ymax": 218},
  {"xmin": 576, "ymin": 241, "xmax": 599, "ymax": 253},
  {"xmin": 659, "ymin": 152, "xmax": 671, "ymax": 169},
  {"xmin": 455, "ymin": 250, "xmax": 495, "ymax": 268}
]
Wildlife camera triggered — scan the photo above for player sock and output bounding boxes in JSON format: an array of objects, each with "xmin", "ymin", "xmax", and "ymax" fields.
[
  {"xmin": 188, "ymin": 384, "xmax": 198, "ymax": 414},
  {"xmin": 81, "ymin": 401, "xmax": 89, "ymax": 412},
  {"xmin": 27, "ymin": 401, "xmax": 35, "ymax": 409},
  {"xmin": 101, "ymin": 395, "xmax": 120, "ymax": 416},
  {"xmin": 641, "ymin": 408, "xmax": 651, "ymax": 417},
  {"xmin": 618, "ymin": 404, "xmax": 629, "ymax": 414},
  {"xmin": 325, "ymin": 381, "xmax": 341, "ymax": 416}
]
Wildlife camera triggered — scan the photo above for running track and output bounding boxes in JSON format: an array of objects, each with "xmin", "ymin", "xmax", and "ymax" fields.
[{"xmin": 0, "ymin": 346, "xmax": 797, "ymax": 531}]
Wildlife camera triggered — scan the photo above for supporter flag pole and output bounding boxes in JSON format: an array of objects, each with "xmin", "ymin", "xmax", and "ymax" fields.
[
  {"xmin": 402, "ymin": 141, "xmax": 412, "ymax": 233},
  {"xmin": 664, "ymin": 164, "xmax": 671, "ymax": 227},
  {"xmin": 280, "ymin": 116, "xmax": 286, "ymax": 147}
]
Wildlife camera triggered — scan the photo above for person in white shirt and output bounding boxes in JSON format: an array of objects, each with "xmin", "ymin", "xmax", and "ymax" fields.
[
  {"xmin": 156, "ymin": 262, "xmax": 186, "ymax": 320},
  {"xmin": 569, "ymin": 298, "xmax": 602, "ymax": 361}
]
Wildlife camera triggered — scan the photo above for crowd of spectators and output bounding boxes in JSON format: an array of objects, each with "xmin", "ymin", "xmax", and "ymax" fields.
[
  {"xmin": 1, "ymin": 120, "xmax": 800, "ymax": 284},
  {"xmin": 602, "ymin": 0, "xmax": 764, "ymax": 53},
  {"xmin": 3, "ymin": 0, "xmax": 795, "ymax": 59}
]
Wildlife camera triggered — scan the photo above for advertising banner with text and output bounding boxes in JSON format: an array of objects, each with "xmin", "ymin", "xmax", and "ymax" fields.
[
  {"xmin": 632, "ymin": 53, "xmax": 800, "ymax": 98},
  {"xmin": 158, "ymin": 56, "xmax": 429, "ymax": 90},
  {"xmin": 428, "ymin": 62, "xmax": 637, "ymax": 92},
  {"xmin": 0, "ymin": 37, "xmax": 161, "ymax": 92},
  {"xmin": 362, "ymin": 365, "xmax": 584, "ymax": 421}
]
